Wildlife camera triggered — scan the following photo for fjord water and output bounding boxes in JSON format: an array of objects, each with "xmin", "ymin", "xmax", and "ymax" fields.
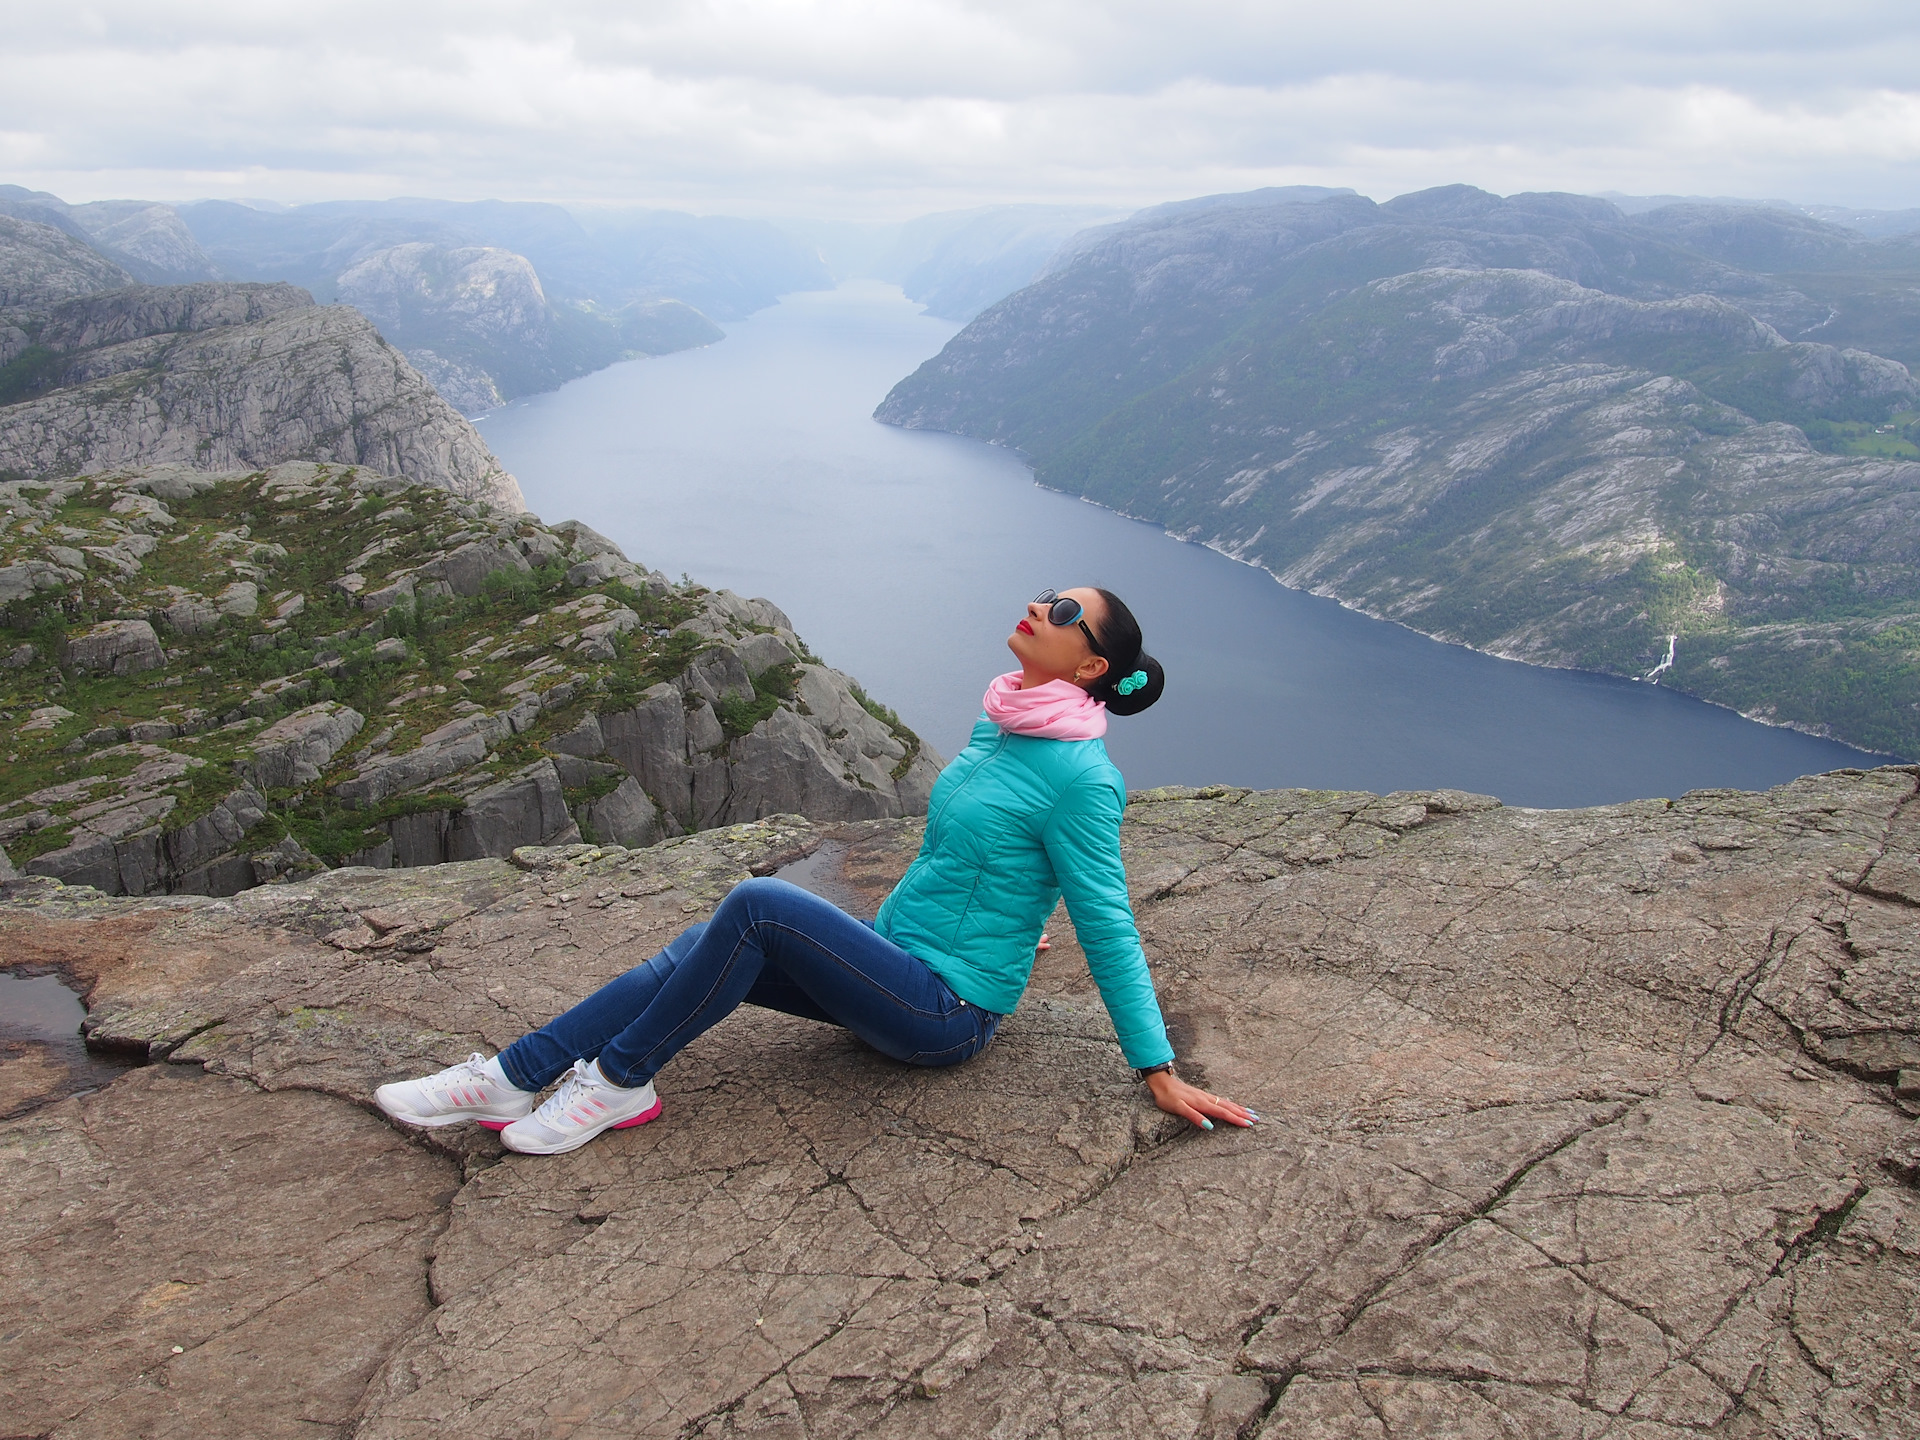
[{"xmin": 476, "ymin": 281, "xmax": 1887, "ymax": 808}]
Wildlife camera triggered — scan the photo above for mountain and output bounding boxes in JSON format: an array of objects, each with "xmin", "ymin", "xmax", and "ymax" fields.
[
  {"xmin": 4, "ymin": 190, "xmax": 833, "ymax": 412},
  {"xmin": 0, "ymin": 186, "xmax": 222, "ymax": 284},
  {"xmin": 0, "ymin": 219, "xmax": 520, "ymax": 508},
  {"xmin": 331, "ymin": 242, "xmax": 721, "ymax": 412},
  {"xmin": 0, "ymin": 461, "xmax": 938, "ymax": 897},
  {"xmin": 869, "ymin": 205, "xmax": 1130, "ymax": 320},
  {"xmin": 173, "ymin": 196, "xmax": 822, "ymax": 406},
  {"xmin": 180, "ymin": 197, "xmax": 831, "ymax": 318},
  {"xmin": 0, "ymin": 213, "xmax": 134, "ymax": 308},
  {"xmin": 878, "ymin": 185, "xmax": 1920, "ymax": 758}
]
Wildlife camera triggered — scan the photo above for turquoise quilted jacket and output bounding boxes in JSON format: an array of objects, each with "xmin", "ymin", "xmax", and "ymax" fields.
[{"xmin": 875, "ymin": 716, "xmax": 1174, "ymax": 1068}]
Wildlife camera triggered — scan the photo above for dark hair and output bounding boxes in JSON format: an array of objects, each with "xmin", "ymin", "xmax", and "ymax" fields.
[{"xmin": 1085, "ymin": 588, "xmax": 1164, "ymax": 716}]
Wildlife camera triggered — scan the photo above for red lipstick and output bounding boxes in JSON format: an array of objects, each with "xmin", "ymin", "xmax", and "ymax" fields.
[{"xmin": 1016, "ymin": 619, "xmax": 1034, "ymax": 635}]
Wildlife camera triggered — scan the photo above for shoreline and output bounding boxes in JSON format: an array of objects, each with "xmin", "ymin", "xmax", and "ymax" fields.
[{"xmin": 958, "ymin": 433, "xmax": 1905, "ymax": 765}]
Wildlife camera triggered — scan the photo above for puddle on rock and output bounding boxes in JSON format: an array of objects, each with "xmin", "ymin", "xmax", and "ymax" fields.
[
  {"xmin": 0, "ymin": 970, "xmax": 146, "ymax": 1118},
  {"xmin": 773, "ymin": 841, "xmax": 872, "ymax": 918}
]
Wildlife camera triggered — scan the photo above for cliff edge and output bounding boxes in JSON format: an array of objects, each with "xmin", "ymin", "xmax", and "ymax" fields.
[
  {"xmin": 3, "ymin": 766, "xmax": 1915, "ymax": 1438},
  {"xmin": 1, "ymin": 215, "xmax": 522, "ymax": 509}
]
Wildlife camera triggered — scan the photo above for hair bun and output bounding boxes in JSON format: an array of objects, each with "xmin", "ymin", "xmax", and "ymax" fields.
[{"xmin": 1100, "ymin": 652, "xmax": 1164, "ymax": 717}]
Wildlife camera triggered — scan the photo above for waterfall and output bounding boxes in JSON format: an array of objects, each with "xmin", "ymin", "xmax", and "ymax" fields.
[{"xmin": 1643, "ymin": 635, "xmax": 1677, "ymax": 683}]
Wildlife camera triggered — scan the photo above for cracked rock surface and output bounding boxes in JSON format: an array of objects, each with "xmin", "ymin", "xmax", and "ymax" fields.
[{"xmin": 2, "ymin": 767, "xmax": 1917, "ymax": 1438}]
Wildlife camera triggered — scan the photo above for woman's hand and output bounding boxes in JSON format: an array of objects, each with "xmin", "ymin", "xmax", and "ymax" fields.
[{"xmin": 1145, "ymin": 1070, "xmax": 1259, "ymax": 1131}]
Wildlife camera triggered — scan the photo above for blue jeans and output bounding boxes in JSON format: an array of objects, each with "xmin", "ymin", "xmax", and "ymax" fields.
[{"xmin": 498, "ymin": 877, "xmax": 1003, "ymax": 1090}]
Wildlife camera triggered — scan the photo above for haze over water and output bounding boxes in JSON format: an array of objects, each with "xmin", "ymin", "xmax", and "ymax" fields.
[{"xmin": 477, "ymin": 281, "xmax": 1888, "ymax": 808}]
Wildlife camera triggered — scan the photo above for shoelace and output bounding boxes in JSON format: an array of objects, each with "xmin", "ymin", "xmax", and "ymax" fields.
[
  {"xmin": 531, "ymin": 1059, "xmax": 606, "ymax": 1130},
  {"xmin": 430, "ymin": 1053, "xmax": 494, "ymax": 1108}
]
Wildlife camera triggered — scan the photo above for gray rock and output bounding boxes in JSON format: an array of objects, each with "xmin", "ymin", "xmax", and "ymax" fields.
[
  {"xmin": 332, "ymin": 713, "xmax": 507, "ymax": 807},
  {"xmin": 63, "ymin": 619, "xmax": 164, "ymax": 676},
  {"xmin": 122, "ymin": 465, "xmax": 221, "ymax": 501},
  {"xmin": 552, "ymin": 520, "xmax": 628, "ymax": 560},
  {"xmin": 578, "ymin": 607, "xmax": 640, "ymax": 647},
  {"xmin": 164, "ymin": 786, "xmax": 270, "ymax": 878},
  {"xmin": 446, "ymin": 759, "xmax": 574, "ymax": 861},
  {"xmin": 160, "ymin": 593, "xmax": 221, "ymax": 635},
  {"xmin": 721, "ymin": 705, "xmax": 903, "ymax": 825},
  {"xmin": 678, "ymin": 646, "xmax": 755, "ymax": 706},
  {"xmin": 564, "ymin": 555, "xmax": 640, "ymax": 589},
  {"xmin": 245, "ymin": 702, "xmax": 365, "ymax": 791},
  {"xmin": 385, "ymin": 809, "xmax": 454, "ymax": 868},
  {"xmin": 546, "ymin": 712, "xmax": 605, "ymax": 758},
  {"xmin": 518, "ymin": 529, "xmax": 566, "ymax": 564},
  {"xmin": 0, "ymin": 560, "xmax": 79, "ymax": 603},
  {"xmin": 0, "ymin": 281, "xmax": 524, "ymax": 510},
  {"xmin": 361, "ymin": 575, "xmax": 415, "ymax": 613},
  {"xmin": 250, "ymin": 835, "xmax": 327, "ymax": 885},
  {"xmin": 215, "ymin": 581, "xmax": 258, "ymax": 617},
  {"xmin": 704, "ymin": 588, "xmax": 792, "ymax": 632},
  {"xmin": 579, "ymin": 775, "xmax": 661, "ymax": 849},
  {"xmin": 684, "ymin": 698, "xmax": 726, "ymax": 755},
  {"xmin": 733, "ymin": 631, "xmax": 796, "ymax": 677},
  {"xmin": 601, "ymin": 685, "xmax": 693, "ymax": 829},
  {"xmin": 1, "ymin": 643, "xmax": 35, "ymax": 668},
  {"xmin": 418, "ymin": 538, "xmax": 530, "ymax": 597},
  {"xmin": 548, "ymin": 754, "xmax": 624, "ymax": 790}
]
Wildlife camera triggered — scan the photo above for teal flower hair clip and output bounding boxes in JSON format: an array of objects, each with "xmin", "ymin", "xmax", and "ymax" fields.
[{"xmin": 1115, "ymin": 669, "xmax": 1149, "ymax": 696}]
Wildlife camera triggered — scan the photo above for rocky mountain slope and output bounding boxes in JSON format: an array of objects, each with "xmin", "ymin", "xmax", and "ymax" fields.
[
  {"xmin": 0, "ymin": 213, "xmax": 135, "ymax": 308},
  {"xmin": 0, "ymin": 185, "xmax": 223, "ymax": 284},
  {"xmin": 2, "ymin": 764, "xmax": 1914, "ymax": 1437},
  {"xmin": 0, "ymin": 461, "xmax": 937, "ymax": 898},
  {"xmin": 0, "ymin": 223, "xmax": 521, "ymax": 507},
  {"xmin": 879, "ymin": 186, "xmax": 1920, "ymax": 759},
  {"xmin": 333, "ymin": 242, "xmax": 721, "ymax": 412},
  {"xmin": 3, "ymin": 189, "xmax": 825, "ymax": 413}
]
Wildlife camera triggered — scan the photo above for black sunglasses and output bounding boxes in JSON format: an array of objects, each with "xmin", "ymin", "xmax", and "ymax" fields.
[{"xmin": 1033, "ymin": 589, "xmax": 1107, "ymax": 658}]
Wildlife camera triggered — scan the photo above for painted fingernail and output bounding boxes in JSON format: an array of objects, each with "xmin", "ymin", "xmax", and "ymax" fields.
[
  {"xmin": 1247, "ymin": 1111, "xmax": 1263, "ymax": 1121},
  {"xmin": 1199, "ymin": 1117, "xmax": 1214, "ymax": 1131}
]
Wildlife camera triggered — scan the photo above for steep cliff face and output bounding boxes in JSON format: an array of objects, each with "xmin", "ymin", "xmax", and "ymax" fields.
[
  {"xmin": 878, "ymin": 187, "xmax": 1920, "ymax": 759},
  {"xmin": 0, "ymin": 463, "xmax": 937, "ymax": 898},
  {"xmin": 0, "ymin": 277, "xmax": 523, "ymax": 509}
]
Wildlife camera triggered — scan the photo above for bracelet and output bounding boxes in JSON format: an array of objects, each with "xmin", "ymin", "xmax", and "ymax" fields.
[{"xmin": 1136, "ymin": 1061, "xmax": 1175, "ymax": 1081}]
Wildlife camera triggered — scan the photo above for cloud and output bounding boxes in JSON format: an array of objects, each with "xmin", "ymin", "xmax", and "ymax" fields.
[{"xmin": 6, "ymin": 1, "xmax": 1920, "ymax": 213}]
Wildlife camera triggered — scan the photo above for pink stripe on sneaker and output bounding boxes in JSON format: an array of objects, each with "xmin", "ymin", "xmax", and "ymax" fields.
[
  {"xmin": 477, "ymin": 1119, "xmax": 510, "ymax": 1131},
  {"xmin": 612, "ymin": 1100, "xmax": 663, "ymax": 1130}
]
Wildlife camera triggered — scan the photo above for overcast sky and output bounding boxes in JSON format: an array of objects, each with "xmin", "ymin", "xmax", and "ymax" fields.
[{"xmin": 7, "ymin": 1, "xmax": 1920, "ymax": 216}]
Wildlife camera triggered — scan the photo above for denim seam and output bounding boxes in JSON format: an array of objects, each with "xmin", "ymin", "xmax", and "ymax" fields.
[{"xmin": 614, "ymin": 916, "xmax": 961, "ymax": 1083}]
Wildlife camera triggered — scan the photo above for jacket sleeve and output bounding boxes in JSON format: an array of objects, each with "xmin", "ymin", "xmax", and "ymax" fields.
[{"xmin": 1040, "ymin": 772, "xmax": 1175, "ymax": 1069}]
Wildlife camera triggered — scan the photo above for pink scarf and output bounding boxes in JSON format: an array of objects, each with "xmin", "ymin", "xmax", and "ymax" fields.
[{"xmin": 982, "ymin": 671, "xmax": 1108, "ymax": 741}]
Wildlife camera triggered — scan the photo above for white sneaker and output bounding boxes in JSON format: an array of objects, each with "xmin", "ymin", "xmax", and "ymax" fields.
[
  {"xmin": 375, "ymin": 1053, "xmax": 535, "ymax": 1131},
  {"xmin": 500, "ymin": 1059, "xmax": 662, "ymax": 1155}
]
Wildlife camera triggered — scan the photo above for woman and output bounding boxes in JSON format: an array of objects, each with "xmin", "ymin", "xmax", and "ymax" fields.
[{"xmin": 376, "ymin": 586, "xmax": 1256, "ymax": 1154}]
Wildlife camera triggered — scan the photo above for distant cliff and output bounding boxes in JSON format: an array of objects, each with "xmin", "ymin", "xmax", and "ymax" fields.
[
  {"xmin": 334, "ymin": 242, "xmax": 721, "ymax": 412},
  {"xmin": 879, "ymin": 187, "xmax": 1920, "ymax": 760},
  {"xmin": 0, "ymin": 225, "xmax": 522, "ymax": 510}
]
